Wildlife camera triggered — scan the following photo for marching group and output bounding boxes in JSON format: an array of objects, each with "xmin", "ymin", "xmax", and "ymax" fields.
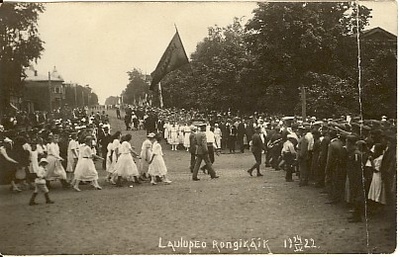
[
  {"xmin": 0, "ymin": 104, "xmax": 397, "ymax": 224},
  {"xmin": 0, "ymin": 106, "xmax": 173, "ymax": 206}
]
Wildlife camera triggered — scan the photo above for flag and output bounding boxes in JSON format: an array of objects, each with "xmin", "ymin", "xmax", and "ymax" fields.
[{"xmin": 150, "ymin": 30, "xmax": 189, "ymax": 90}]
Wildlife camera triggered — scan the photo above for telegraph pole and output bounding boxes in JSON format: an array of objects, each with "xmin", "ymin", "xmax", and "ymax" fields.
[{"xmin": 48, "ymin": 72, "xmax": 52, "ymax": 111}]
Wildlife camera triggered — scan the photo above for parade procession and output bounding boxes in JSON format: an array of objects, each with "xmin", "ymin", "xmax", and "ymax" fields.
[{"xmin": 0, "ymin": 1, "xmax": 397, "ymax": 255}]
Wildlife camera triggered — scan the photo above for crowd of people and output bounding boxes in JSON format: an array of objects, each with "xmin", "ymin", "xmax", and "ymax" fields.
[
  {"xmin": 0, "ymin": 104, "xmax": 397, "ymax": 224},
  {"xmin": 122, "ymin": 105, "xmax": 396, "ymax": 223}
]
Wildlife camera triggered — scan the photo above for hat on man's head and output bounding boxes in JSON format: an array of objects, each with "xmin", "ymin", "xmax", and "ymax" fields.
[
  {"xmin": 39, "ymin": 158, "xmax": 49, "ymax": 165},
  {"xmin": 147, "ymin": 132, "xmax": 156, "ymax": 138}
]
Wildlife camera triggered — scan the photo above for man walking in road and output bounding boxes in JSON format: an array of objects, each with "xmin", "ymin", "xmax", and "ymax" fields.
[
  {"xmin": 246, "ymin": 126, "xmax": 266, "ymax": 177},
  {"xmin": 192, "ymin": 123, "xmax": 219, "ymax": 181}
]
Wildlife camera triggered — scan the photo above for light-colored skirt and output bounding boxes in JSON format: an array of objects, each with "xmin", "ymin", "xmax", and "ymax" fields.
[
  {"xmin": 66, "ymin": 155, "xmax": 77, "ymax": 173},
  {"xmin": 148, "ymin": 155, "xmax": 167, "ymax": 177},
  {"xmin": 74, "ymin": 158, "xmax": 98, "ymax": 181},
  {"xmin": 184, "ymin": 133, "xmax": 190, "ymax": 148},
  {"xmin": 46, "ymin": 155, "xmax": 67, "ymax": 180},
  {"xmin": 368, "ymin": 172, "xmax": 386, "ymax": 204},
  {"xmin": 114, "ymin": 153, "xmax": 139, "ymax": 179}
]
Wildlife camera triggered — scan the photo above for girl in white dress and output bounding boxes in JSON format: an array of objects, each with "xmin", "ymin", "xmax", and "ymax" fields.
[
  {"xmin": 72, "ymin": 136, "xmax": 102, "ymax": 192},
  {"xmin": 165, "ymin": 122, "xmax": 172, "ymax": 144},
  {"xmin": 214, "ymin": 124, "xmax": 222, "ymax": 150},
  {"xmin": 139, "ymin": 133, "xmax": 155, "ymax": 180},
  {"xmin": 367, "ymin": 143, "xmax": 386, "ymax": 205},
  {"xmin": 66, "ymin": 134, "xmax": 79, "ymax": 184},
  {"xmin": 114, "ymin": 134, "xmax": 141, "ymax": 187},
  {"xmin": 106, "ymin": 131, "xmax": 122, "ymax": 183},
  {"xmin": 178, "ymin": 123, "xmax": 185, "ymax": 146},
  {"xmin": 45, "ymin": 134, "xmax": 69, "ymax": 188},
  {"xmin": 183, "ymin": 123, "xmax": 191, "ymax": 151},
  {"xmin": 170, "ymin": 123, "xmax": 179, "ymax": 151},
  {"xmin": 148, "ymin": 134, "xmax": 172, "ymax": 185}
]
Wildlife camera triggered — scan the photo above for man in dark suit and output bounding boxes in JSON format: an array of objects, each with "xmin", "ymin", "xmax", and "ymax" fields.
[
  {"xmin": 246, "ymin": 126, "xmax": 266, "ymax": 177},
  {"xmin": 98, "ymin": 126, "xmax": 112, "ymax": 170},
  {"xmin": 316, "ymin": 126, "xmax": 330, "ymax": 188},
  {"xmin": 189, "ymin": 126, "xmax": 197, "ymax": 173},
  {"xmin": 192, "ymin": 124, "xmax": 219, "ymax": 181},
  {"xmin": 297, "ymin": 126, "xmax": 309, "ymax": 186},
  {"xmin": 237, "ymin": 119, "xmax": 246, "ymax": 153},
  {"xmin": 325, "ymin": 128, "xmax": 346, "ymax": 204},
  {"xmin": 227, "ymin": 121, "xmax": 237, "ymax": 153}
]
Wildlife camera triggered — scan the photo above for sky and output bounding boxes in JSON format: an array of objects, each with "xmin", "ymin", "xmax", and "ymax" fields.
[{"xmin": 32, "ymin": 1, "xmax": 398, "ymax": 104}]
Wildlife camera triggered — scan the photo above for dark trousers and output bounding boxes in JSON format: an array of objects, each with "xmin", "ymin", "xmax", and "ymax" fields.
[
  {"xmin": 315, "ymin": 161, "xmax": 326, "ymax": 187},
  {"xmin": 249, "ymin": 151, "xmax": 262, "ymax": 173},
  {"xmin": 238, "ymin": 135, "xmax": 244, "ymax": 152},
  {"xmin": 228, "ymin": 136, "xmax": 236, "ymax": 152},
  {"xmin": 201, "ymin": 145, "xmax": 215, "ymax": 171},
  {"xmin": 193, "ymin": 154, "xmax": 217, "ymax": 179},
  {"xmin": 330, "ymin": 170, "xmax": 346, "ymax": 202},
  {"xmin": 265, "ymin": 148, "xmax": 271, "ymax": 166},
  {"xmin": 299, "ymin": 158, "xmax": 309, "ymax": 185},
  {"xmin": 190, "ymin": 153, "xmax": 196, "ymax": 173},
  {"xmin": 102, "ymin": 148, "xmax": 107, "ymax": 170},
  {"xmin": 270, "ymin": 146, "xmax": 281, "ymax": 169}
]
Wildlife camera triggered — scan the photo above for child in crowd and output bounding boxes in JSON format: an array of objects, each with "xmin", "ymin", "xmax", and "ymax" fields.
[{"xmin": 29, "ymin": 158, "xmax": 54, "ymax": 206}]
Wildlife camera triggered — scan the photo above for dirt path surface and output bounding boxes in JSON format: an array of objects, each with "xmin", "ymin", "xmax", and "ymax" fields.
[{"xmin": 0, "ymin": 111, "xmax": 396, "ymax": 255}]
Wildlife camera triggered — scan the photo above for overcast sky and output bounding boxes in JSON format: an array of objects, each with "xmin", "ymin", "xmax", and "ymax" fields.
[{"xmin": 32, "ymin": 1, "xmax": 397, "ymax": 104}]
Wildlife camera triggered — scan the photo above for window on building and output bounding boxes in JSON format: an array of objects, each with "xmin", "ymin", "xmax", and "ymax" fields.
[{"xmin": 56, "ymin": 87, "xmax": 60, "ymax": 94}]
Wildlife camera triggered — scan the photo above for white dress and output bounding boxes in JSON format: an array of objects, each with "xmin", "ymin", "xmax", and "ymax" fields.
[
  {"xmin": 74, "ymin": 145, "xmax": 99, "ymax": 181},
  {"xmin": 109, "ymin": 139, "xmax": 120, "ymax": 173},
  {"xmin": 214, "ymin": 127, "xmax": 222, "ymax": 149},
  {"xmin": 148, "ymin": 142, "xmax": 167, "ymax": 177},
  {"xmin": 178, "ymin": 125, "xmax": 185, "ymax": 144},
  {"xmin": 183, "ymin": 125, "xmax": 191, "ymax": 148},
  {"xmin": 163, "ymin": 123, "xmax": 169, "ymax": 140},
  {"xmin": 368, "ymin": 155, "xmax": 386, "ymax": 204},
  {"xmin": 165, "ymin": 123, "xmax": 172, "ymax": 144},
  {"xmin": 114, "ymin": 141, "xmax": 139, "ymax": 179},
  {"xmin": 29, "ymin": 149, "xmax": 39, "ymax": 174},
  {"xmin": 170, "ymin": 125, "xmax": 179, "ymax": 145},
  {"xmin": 66, "ymin": 139, "xmax": 79, "ymax": 172},
  {"xmin": 46, "ymin": 142, "xmax": 67, "ymax": 180},
  {"xmin": 139, "ymin": 139, "xmax": 152, "ymax": 174},
  {"xmin": 105, "ymin": 142, "xmax": 113, "ymax": 173}
]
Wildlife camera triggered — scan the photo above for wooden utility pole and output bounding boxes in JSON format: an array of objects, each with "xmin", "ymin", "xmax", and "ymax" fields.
[
  {"xmin": 301, "ymin": 85, "xmax": 306, "ymax": 121},
  {"xmin": 48, "ymin": 72, "xmax": 52, "ymax": 111}
]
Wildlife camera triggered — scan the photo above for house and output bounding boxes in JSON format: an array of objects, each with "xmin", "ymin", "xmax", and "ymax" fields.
[
  {"xmin": 23, "ymin": 66, "xmax": 65, "ymax": 112},
  {"xmin": 360, "ymin": 27, "xmax": 397, "ymax": 46}
]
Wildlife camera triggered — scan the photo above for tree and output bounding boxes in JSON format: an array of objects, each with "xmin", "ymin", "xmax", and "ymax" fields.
[
  {"xmin": 123, "ymin": 68, "xmax": 150, "ymax": 105},
  {"xmin": 0, "ymin": 3, "xmax": 45, "ymax": 114},
  {"xmin": 244, "ymin": 2, "xmax": 371, "ymax": 115}
]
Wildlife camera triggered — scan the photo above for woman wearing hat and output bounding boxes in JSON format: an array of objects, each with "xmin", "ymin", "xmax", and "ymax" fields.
[{"xmin": 72, "ymin": 136, "xmax": 102, "ymax": 191}]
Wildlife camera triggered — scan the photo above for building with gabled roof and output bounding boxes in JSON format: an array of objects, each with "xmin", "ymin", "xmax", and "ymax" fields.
[{"xmin": 23, "ymin": 66, "xmax": 66, "ymax": 112}]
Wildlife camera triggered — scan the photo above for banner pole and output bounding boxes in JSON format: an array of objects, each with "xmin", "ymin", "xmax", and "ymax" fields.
[{"xmin": 159, "ymin": 82, "xmax": 164, "ymax": 108}]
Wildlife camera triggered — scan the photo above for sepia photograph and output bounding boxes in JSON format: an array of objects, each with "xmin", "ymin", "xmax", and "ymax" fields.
[{"xmin": 0, "ymin": 0, "xmax": 397, "ymax": 254}]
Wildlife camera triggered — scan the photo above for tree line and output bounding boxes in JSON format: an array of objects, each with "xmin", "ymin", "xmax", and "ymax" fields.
[{"xmin": 124, "ymin": 2, "xmax": 396, "ymax": 119}]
